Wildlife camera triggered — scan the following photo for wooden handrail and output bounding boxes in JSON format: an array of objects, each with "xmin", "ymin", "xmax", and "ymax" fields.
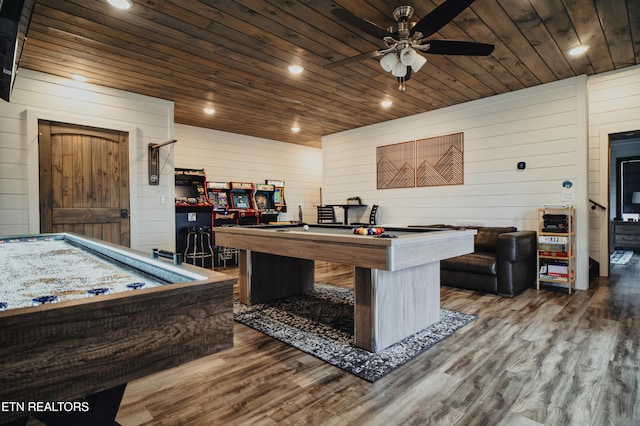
[{"xmin": 589, "ymin": 199, "xmax": 606, "ymax": 210}]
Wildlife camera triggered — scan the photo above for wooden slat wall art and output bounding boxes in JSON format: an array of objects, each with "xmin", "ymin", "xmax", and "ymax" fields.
[
  {"xmin": 376, "ymin": 141, "xmax": 415, "ymax": 189},
  {"xmin": 416, "ymin": 132, "xmax": 464, "ymax": 187},
  {"xmin": 376, "ymin": 133, "xmax": 464, "ymax": 189}
]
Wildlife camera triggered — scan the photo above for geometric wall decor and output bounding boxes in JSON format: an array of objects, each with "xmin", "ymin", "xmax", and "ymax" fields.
[
  {"xmin": 416, "ymin": 132, "xmax": 464, "ymax": 187},
  {"xmin": 376, "ymin": 141, "xmax": 415, "ymax": 189},
  {"xmin": 376, "ymin": 133, "xmax": 464, "ymax": 189}
]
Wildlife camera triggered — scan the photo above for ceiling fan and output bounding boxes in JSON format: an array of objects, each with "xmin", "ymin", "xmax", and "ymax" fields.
[{"xmin": 325, "ymin": 0, "xmax": 494, "ymax": 91}]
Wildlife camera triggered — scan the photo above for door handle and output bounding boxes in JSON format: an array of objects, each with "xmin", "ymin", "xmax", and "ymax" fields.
[{"xmin": 121, "ymin": 209, "xmax": 129, "ymax": 219}]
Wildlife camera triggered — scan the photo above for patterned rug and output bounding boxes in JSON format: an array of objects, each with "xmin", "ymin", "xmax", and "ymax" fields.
[
  {"xmin": 234, "ymin": 284, "xmax": 476, "ymax": 382},
  {"xmin": 610, "ymin": 250, "xmax": 634, "ymax": 265}
]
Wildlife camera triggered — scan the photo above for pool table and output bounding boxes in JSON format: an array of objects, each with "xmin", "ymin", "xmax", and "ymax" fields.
[
  {"xmin": 0, "ymin": 233, "xmax": 235, "ymax": 425},
  {"xmin": 215, "ymin": 224, "xmax": 476, "ymax": 352}
]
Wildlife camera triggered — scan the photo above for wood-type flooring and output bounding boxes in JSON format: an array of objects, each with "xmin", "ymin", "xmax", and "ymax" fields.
[{"xmin": 31, "ymin": 255, "xmax": 640, "ymax": 425}]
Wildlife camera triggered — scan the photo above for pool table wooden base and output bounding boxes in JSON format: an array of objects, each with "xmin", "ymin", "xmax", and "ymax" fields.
[{"xmin": 238, "ymin": 251, "xmax": 440, "ymax": 352}]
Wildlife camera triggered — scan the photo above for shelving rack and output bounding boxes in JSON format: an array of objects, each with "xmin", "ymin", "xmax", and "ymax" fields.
[{"xmin": 537, "ymin": 207, "xmax": 576, "ymax": 294}]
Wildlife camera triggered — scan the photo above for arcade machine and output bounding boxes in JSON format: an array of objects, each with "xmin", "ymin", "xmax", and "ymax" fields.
[
  {"xmin": 207, "ymin": 181, "xmax": 237, "ymax": 226},
  {"xmin": 174, "ymin": 168, "xmax": 213, "ymax": 268},
  {"xmin": 229, "ymin": 182, "xmax": 259, "ymax": 225},
  {"xmin": 266, "ymin": 179, "xmax": 287, "ymax": 213},
  {"xmin": 206, "ymin": 181, "xmax": 238, "ymax": 267},
  {"xmin": 254, "ymin": 183, "xmax": 279, "ymax": 224}
]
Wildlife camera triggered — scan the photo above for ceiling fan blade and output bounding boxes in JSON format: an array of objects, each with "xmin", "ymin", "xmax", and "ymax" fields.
[
  {"xmin": 324, "ymin": 50, "xmax": 384, "ymax": 69},
  {"xmin": 418, "ymin": 39, "xmax": 494, "ymax": 56},
  {"xmin": 331, "ymin": 8, "xmax": 393, "ymax": 40},
  {"xmin": 411, "ymin": 0, "xmax": 476, "ymax": 37}
]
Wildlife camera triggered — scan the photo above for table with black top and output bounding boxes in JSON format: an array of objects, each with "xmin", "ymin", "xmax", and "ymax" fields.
[{"xmin": 325, "ymin": 204, "xmax": 368, "ymax": 225}]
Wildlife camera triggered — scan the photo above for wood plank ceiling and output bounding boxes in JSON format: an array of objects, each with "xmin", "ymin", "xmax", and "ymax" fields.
[{"xmin": 16, "ymin": 0, "xmax": 640, "ymax": 148}]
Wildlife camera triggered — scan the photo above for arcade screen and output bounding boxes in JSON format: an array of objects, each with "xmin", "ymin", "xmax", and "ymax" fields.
[
  {"xmin": 232, "ymin": 194, "xmax": 250, "ymax": 209},
  {"xmin": 175, "ymin": 185, "xmax": 200, "ymax": 199},
  {"xmin": 255, "ymin": 193, "xmax": 271, "ymax": 210},
  {"xmin": 274, "ymin": 189, "xmax": 283, "ymax": 204},
  {"xmin": 210, "ymin": 192, "xmax": 229, "ymax": 209}
]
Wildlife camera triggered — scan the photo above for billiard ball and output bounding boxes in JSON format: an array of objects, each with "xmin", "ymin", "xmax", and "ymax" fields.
[{"xmin": 303, "ymin": 225, "xmax": 309, "ymax": 231}]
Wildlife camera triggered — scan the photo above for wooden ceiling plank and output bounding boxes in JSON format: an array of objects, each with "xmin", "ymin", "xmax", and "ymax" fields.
[
  {"xmin": 532, "ymin": 0, "xmax": 595, "ymax": 78},
  {"xmin": 594, "ymin": 0, "xmax": 636, "ymax": 69},
  {"xmin": 629, "ymin": 0, "xmax": 640, "ymax": 65},
  {"xmin": 14, "ymin": 0, "xmax": 639, "ymax": 146},
  {"xmin": 498, "ymin": 0, "xmax": 582, "ymax": 80},
  {"xmin": 26, "ymin": 6, "xmax": 401, "ymax": 136},
  {"xmin": 413, "ymin": 1, "xmax": 533, "ymax": 92}
]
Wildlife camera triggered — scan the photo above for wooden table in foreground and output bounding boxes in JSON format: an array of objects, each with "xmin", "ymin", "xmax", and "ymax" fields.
[
  {"xmin": 0, "ymin": 233, "xmax": 235, "ymax": 425},
  {"xmin": 215, "ymin": 224, "xmax": 476, "ymax": 352}
]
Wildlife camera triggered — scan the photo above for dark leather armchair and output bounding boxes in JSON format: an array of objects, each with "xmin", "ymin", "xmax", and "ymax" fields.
[{"xmin": 439, "ymin": 226, "xmax": 537, "ymax": 297}]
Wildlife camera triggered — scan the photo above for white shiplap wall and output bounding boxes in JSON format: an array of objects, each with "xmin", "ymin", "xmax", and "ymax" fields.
[
  {"xmin": 174, "ymin": 124, "xmax": 322, "ymax": 222},
  {"xmin": 323, "ymin": 76, "xmax": 590, "ymax": 290},
  {"xmin": 588, "ymin": 64, "xmax": 640, "ymax": 276},
  {"xmin": 0, "ymin": 69, "xmax": 176, "ymax": 252}
]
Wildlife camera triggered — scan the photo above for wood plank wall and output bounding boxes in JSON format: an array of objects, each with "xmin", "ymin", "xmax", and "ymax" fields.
[
  {"xmin": 0, "ymin": 69, "xmax": 175, "ymax": 253},
  {"xmin": 588, "ymin": 64, "xmax": 640, "ymax": 274},
  {"xmin": 322, "ymin": 76, "xmax": 589, "ymax": 288},
  {"xmin": 173, "ymin": 123, "xmax": 322, "ymax": 223}
]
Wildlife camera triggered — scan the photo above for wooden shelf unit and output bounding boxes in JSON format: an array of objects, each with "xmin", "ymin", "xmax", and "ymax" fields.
[{"xmin": 537, "ymin": 207, "xmax": 576, "ymax": 294}]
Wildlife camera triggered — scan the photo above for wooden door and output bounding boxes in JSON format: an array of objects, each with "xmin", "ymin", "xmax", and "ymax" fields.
[{"xmin": 38, "ymin": 120, "xmax": 130, "ymax": 246}]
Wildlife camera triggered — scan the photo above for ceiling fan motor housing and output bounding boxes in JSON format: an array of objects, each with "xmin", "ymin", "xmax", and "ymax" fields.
[{"xmin": 393, "ymin": 6, "xmax": 414, "ymax": 22}]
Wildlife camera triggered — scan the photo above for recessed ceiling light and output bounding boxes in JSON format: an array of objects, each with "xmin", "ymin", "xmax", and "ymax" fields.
[
  {"xmin": 203, "ymin": 108, "xmax": 215, "ymax": 115},
  {"xmin": 380, "ymin": 100, "xmax": 393, "ymax": 108},
  {"xmin": 288, "ymin": 64, "xmax": 304, "ymax": 75},
  {"xmin": 567, "ymin": 44, "xmax": 590, "ymax": 56},
  {"xmin": 107, "ymin": 0, "xmax": 133, "ymax": 10},
  {"xmin": 291, "ymin": 126, "xmax": 300, "ymax": 133},
  {"xmin": 71, "ymin": 74, "xmax": 88, "ymax": 82}
]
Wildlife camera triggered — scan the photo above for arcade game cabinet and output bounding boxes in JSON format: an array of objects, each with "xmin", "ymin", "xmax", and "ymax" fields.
[
  {"xmin": 175, "ymin": 168, "xmax": 213, "ymax": 268},
  {"xmin": 207, "ymin": 181, "xmax": 237, "ymax": 227},
  {"xmin": 230, "ymin": 182, "xmax": 258, "ymax": 225},
  {"xmin": 207, "ymin": 181, "xmax": 238, "ymax": 267},
  {"xmin": 266, "ymin": 179, "xmax": 287, "ymax": 213},
  {"xmin": 254, "ymin": 183, "xmax": 279, "ymax": 224}
]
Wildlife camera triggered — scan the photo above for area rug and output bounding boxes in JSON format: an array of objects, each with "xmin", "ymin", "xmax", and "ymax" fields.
[
  {"xmin": 610, "ymin": 250, "xmax": 634, "ymax": 265},
  {"xmin": 234, "ymin": 284, "xmax": 476, "ymax": 382}
]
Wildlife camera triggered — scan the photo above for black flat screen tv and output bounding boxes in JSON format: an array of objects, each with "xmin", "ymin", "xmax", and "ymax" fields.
[{"xmin": 1, "ymin": 0, "xmax": 27, "ymax": 102}]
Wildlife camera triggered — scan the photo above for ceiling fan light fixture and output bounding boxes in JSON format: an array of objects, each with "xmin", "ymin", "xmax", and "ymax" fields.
[
  {"xmin": 567, "ymin": 44, "xmax": 590, "ymax": 56},
  {"xmin": 392, "ymin": 62, "xmax": 407, "ymax": 78},
  {"xmin": 410, "ymin": 54, "xmax": 427, "ymax": 72},
  {"xmin": 380, "ymin": 53, "xmax": 398, "ymax": 72},
  {"xmin": 400, "ymin": 47, "xmax": 418, "ymax": 66}
]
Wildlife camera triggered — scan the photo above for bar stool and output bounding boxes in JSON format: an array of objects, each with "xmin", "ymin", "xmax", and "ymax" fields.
[
  {"xmin": 217, "ymin": 246, "xmax": 238, "ymax": 268},
  {"xmin": 184, "ymin": 226, "xmax": 213, "ymax": 268}
]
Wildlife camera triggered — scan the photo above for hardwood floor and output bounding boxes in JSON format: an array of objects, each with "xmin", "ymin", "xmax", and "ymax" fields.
[{"xmin": 110, "ymin": 257, "xmax": 640, "ymax": 425}]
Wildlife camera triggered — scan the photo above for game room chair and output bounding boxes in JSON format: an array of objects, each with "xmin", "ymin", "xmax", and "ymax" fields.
[
  {"xmin": 352, "ymin": 204, "xmax": 379, "ymax": 226},
  {"xmin": 317, "ymin": 205, "xmax": 342, "ymax": 224}
]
